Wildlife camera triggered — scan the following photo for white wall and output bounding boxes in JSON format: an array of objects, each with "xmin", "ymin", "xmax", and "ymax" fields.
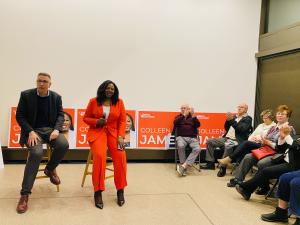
[
  {"xmin": 0, "ymin": 0, "xmax": 261, "ymax": 145},
  {"xmin": 268, "ymin": 0, "xmax": 300, "ymax": 33}
]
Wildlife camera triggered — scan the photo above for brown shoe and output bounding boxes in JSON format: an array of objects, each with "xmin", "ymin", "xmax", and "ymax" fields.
[
  {"xmin": 217, "ymin": 156, "xmax": 232, "ymax": 166},
  {"xmin": 16, "ymin": 195, "xmax": 29, "ymax": 214},
  {"xmin": 44, "ymin": 168, "xmax": 61, "ymax": 185}
]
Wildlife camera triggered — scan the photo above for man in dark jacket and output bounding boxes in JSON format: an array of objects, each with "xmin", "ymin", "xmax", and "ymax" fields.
[
  {"xmin": 201, "ymin": 103, "xmax": 252, "ymax": 175},
  {"xmin": 174, "ymin": 104, "xmax": 201, "ymax": 176},
  {"xmin": 16, "ymin": 73, "xmax": 69, "ymax": 213}
]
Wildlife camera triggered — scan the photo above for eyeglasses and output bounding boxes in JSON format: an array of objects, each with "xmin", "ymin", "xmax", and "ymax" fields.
[
  {"xmin": 37, "ymin": 79, "xmax": 49, "ymax": 84},
  {"xmin": 276, "ymin": 112, "xmax": 287, "ymax": 116}
]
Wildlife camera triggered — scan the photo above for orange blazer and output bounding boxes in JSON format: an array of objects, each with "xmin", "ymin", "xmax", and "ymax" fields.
[{"xmin": 83, "ymin": 97, "xmax": 126, "ymax": 143}]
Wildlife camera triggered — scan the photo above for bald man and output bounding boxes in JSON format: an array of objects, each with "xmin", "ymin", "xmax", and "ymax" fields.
[
  {"xmin": 201, "ymin": 103, "xmax": 252, "ymax": 177},
  {"xmin": 173, "ymin": 104, "xmax": 201, "ymax": 176}
]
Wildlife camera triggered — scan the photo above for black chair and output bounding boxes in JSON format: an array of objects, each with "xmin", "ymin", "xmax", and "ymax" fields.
[{"xmin": 265, "ymin": 179, "xmax": 279, "ymax": 200}]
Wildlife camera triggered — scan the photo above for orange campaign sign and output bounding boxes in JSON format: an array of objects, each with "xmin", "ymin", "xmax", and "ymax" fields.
[
  {"xmin": 196, "ymin": 113, "xmax": 226, "ymax": 148},
  {"xmin": 62, "ymin": 108, "xmax": 76, "ymax": 149},
  {"xmin": 124, "ymin": 110, "xmax": 137, "ymax": 148},
  {"xmin": 8, "ymin": 107, "xmax": 77, "ymax": 149},
  {"xmin": 76, "ymin": 109, "xmax": 137, "ymax": 149},
  {"xmin": 137, "ymin": 111, "xmax": 178, "ymax": 149},
  {"xmin": 76, "ymin": 109, "xmax": 89, "ymax": 148},
  {"xmin": 8, "ymin": 106, "xmax": 227, "ymax": 150},
  {"xmin": 8, "ymin": 107, "xmax": 21, "ymax": 148},
  {"xmin": 137, "ymin": 111, "xmax": 227, "ymax": 149}
]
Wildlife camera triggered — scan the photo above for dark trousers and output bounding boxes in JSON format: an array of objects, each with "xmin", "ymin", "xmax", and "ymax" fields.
[
  {"xmin": 229, "ymin": 140, "xmax": 261, "ymax": 163},
  {"xmin": 277, "ymin": 170, "xmax": 300, "ymax": 216},
  {"xmin": 242, "ymin": 162, "xmax": 293, "ymax": 193},
  {"xmin": 205, "ymin": 137, "xmax": 237, "ymax": 162},
  {"xmin": 21, "ymin": 127, "xmax": 69, "ymax": 195}
]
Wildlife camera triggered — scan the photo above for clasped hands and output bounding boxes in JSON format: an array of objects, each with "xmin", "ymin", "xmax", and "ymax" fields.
[
  {"xmin": 27, "ymin": 129, "xmax": 59, "ymax": 147},
  {"xmin": 96, "ymin": 117, "xmax": 125, "ymax": 150}
]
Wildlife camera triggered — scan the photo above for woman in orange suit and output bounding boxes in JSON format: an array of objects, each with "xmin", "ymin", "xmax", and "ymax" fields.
[{"xmin": 83, "ymin": 80, "xmax": 127, "ymax": 209}]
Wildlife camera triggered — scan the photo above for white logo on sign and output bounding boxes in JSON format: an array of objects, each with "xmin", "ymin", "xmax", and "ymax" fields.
[{"xmin": 140, "ymin": 114, "xmax": 155, "ymax": 119}]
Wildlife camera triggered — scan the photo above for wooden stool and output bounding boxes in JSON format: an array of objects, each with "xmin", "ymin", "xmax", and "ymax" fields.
[
  {"xmin": 27, "ymin": 145, "xmax": 60, "ymax": 192},
  {"xmin": 81, "ymin": 149, "xmax": 114, "ymax": 187}
]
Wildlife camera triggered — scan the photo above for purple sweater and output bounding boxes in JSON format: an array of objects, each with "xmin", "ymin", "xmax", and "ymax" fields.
[{"xmin": 173, "ymin": 114, "xmax": 200, "ymax": 138}]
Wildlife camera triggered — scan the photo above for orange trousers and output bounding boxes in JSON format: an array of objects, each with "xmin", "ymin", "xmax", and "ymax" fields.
[{"xmin": 89, "ymin": 131, "xmax": 127, "ymax": 192}]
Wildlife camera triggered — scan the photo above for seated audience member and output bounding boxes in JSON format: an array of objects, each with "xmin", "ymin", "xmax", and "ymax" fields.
[
  {"xmin": 227, "ymin": 105, "xmax": 295, "ymax": 187},
  {"xmin": 201, "ymin": 103, "xmax": 252, "ymax": 177},
  {"xmin": 174, "ymin": 104, "xmax": 201, "ymax": 176},
  {"xmin": 218, "ymin": 109, "xmax": 275, "ymax": 172},
  {"xmin": 236, "ymin": 125, "xmax": 299, "ymax": 200},
  {"xmin": 261, "ymin": 169, "xmax": 300, "ymax": 225}
]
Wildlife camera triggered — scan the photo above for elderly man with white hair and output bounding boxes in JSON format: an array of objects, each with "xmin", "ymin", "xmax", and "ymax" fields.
[
  {"xmin": 173, "ymin": 104, "xmax": 201, "ymax": 176},
  {"xmin": 201, "ymin": 103, "xmax": 252, "ymax": 177}
]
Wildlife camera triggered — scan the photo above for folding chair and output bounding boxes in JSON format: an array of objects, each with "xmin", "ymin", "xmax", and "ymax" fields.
[
  {"xmin": 174, "ymin": 135, "xmax": 201, "ymax": 172},
  {"xmin": 265, "ymin": 179, "xmax": 279, "ymax": 200}
]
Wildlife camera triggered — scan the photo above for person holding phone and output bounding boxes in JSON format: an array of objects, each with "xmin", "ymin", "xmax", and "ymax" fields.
[{"xmin": 83, "ymin": 80, "xmax": 127, "ymax": 209}]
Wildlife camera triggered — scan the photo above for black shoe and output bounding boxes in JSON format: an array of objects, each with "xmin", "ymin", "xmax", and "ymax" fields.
[
  {"xmin": 227, "ymin": 178, "xmax": 241, "ymax": 187},
  {"xmin": 261, "ymin": 207, "xmax": 288, "ymax": 222},
  {"xmin": 117, "ymin": 189, "xmax": 125, "ymax": 207},
  {"xmin": 94, "ymin": 191, "xmax": 103, "ymax": 209},
  {"xmin": 235, "ymin": 184, "xmax": 251, "ymax": 200},
  {"xmin": 217, "ymin": 166, "xmax": 227, "ymax": 177},
  {"xmin": 200, "ymin": 162, "xmax": 215, "ymax": 170},
  {"xmin": 255, "ymin": 187, "xmax": 270, "ymax": 195}
]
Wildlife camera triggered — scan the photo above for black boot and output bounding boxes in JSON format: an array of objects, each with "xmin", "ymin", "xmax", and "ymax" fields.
[
  {"xmin": 255, "ymin": 187, "xmax": 270, "ymax": 195},
  {"xmin": 227, "ymin": 178, "xmax": 241, "ymax": 187},
  {"xmin": 94, "ymin": 190, "xmax": 103, "ymax": 209},
  {"xmin": 261, "ymin": 207, "xmax": 288, "ymax": 222},
  {"xmin": 235, "ymin": 184, "xmax": 251, "ymax": 200},
  {"xmin": 200, "ymin": 162, "xmax": 215, "ymax": 170},
  {"xmin": 217, "ymin": 166, "xmax": 227, "ymax": 177},
  {"xmin": 117, "ymin": 189, "xmax": 125, "ymax": 207}
]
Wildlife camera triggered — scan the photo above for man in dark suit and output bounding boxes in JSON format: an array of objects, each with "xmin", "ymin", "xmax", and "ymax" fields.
[
  {"xmin": 200, "ymin": 103, "xmax": 252, "ymax": 176},
  {"xmin": 16, "ymin": 73, "xmax": 69, "ymax": 214}
]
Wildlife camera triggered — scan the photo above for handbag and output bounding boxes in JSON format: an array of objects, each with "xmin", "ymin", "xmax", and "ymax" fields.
[
  {"xmin": 251, "ymin": 146, "xmax": 276, "ymax": 160},
  {"xmin": 271, "ymin": 154, "xmax": 285, "ymax": 164}
]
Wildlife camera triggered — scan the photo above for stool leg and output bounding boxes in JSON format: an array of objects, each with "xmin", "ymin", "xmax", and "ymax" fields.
[
  {"xmin": 81, "ymin": 150, "xmax": 92, "ymax": 187},
  {"xmin": 55, "ymin": 169, "xmax": 60, "ymax": 192}
]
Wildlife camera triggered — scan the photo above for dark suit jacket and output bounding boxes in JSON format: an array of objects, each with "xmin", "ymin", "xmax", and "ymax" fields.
[
  {"xmin": 271, "ymin": 137, "xmax": 300, "ymax": 171},
  {"xmin": 223, "ymin": 115, "xmax": 253, "ymax": 144},
  {"xmin": 16, "ymin": 88, "xmax": 64, "ymax": 146}
]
